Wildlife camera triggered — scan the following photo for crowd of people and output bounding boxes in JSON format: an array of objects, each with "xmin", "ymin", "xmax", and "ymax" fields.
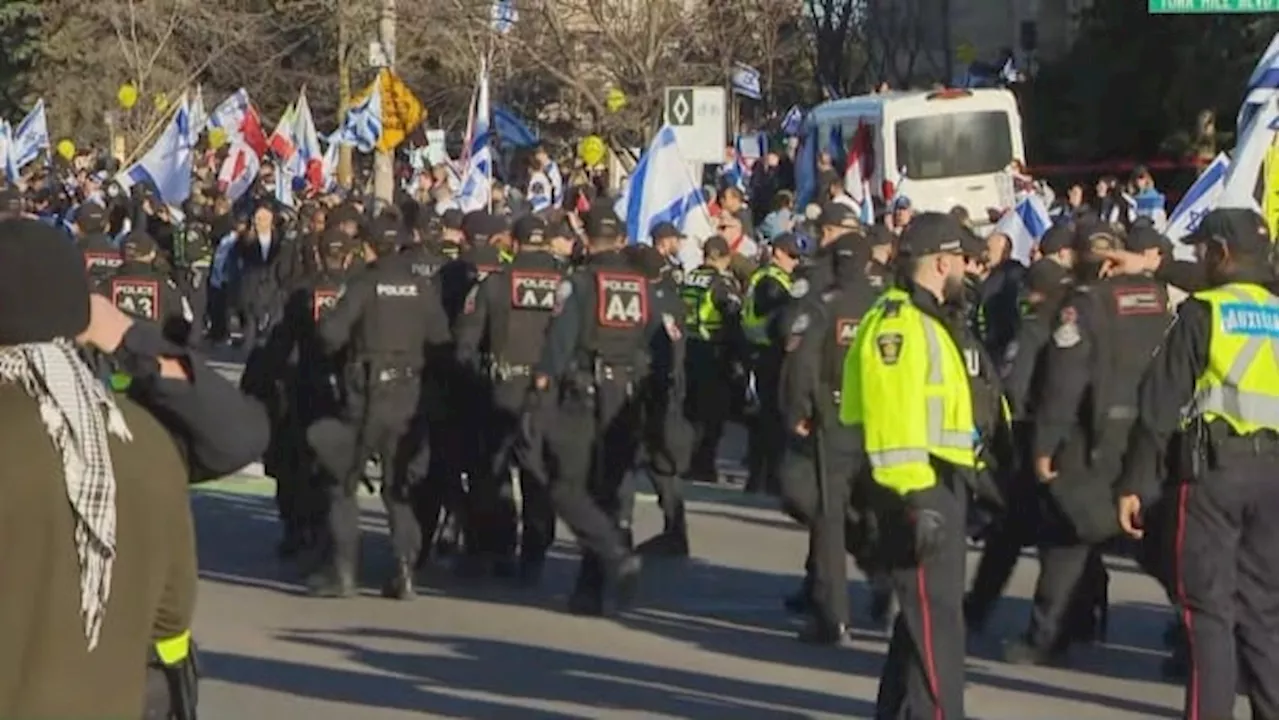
[{"xmin": 0, "ymin": 128, "xmax": 1274, "ymax": 720}]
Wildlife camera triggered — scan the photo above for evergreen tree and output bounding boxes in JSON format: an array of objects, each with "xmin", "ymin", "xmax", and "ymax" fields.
[{"xmin": 0, "ymin": 0, "xmax": 42, "ymax": 116}]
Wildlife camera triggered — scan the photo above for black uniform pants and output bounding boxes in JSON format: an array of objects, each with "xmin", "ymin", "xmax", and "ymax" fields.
[
  {"xmin": 547, "ymin": 378, "xmax": 640, "ymax": 595},
  {"xmin": 1174, "ymin": 452, "xmax": 1279, "ymax": 720},
  {"xmin": 686, "ymin": 342, "xmax": 732, "ymax": 481},
  {"xmin": 747, "ymin": 349, "xmax": 784, "ymax": 494},
  {"xmin": 414, "ymin": 367, "xmax": 471, "ymax": 556},
  {"xmin": 481, "ymin": 378, "xmax": 556, "ymax": 562},
  {"xmin": 329, "ymin": 380, "xmax": 423, "ymax": 571},
  {"xmin": 967, "ymin": 477, "xmax": 1038, "ymax": 625},
  {"xmin": 876, "ymin": 479, "xmax": 967, "ymax": 720}
]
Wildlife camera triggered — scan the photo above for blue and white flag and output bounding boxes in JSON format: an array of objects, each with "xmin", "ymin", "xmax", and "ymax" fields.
[
  {"xmin": 458, "ymin": 61, "xmax": 492, "ymax": 214},
  {"xmin": 993, "ymin": 193, "xmax": 1051, "ymax": 265},
  {"xmin": 491, "ymin": 0, "xmax": 518, "ymax": 34},
  {"xmin": 1165, "ymin": 153, "xmax": 1230, "ymax": 259},
  {"xmin": 122, "ymin": 94, "xmax": 194, "ymax": 207},
  {"xmin": 780, "ymin": 105, "xmax": 803, "ymax": 137},
  {"xmin": 339, "ymin": 83, "xmax": 383, "ymax": 153},
  {"xmin": 10, "ymin": 99, "xmax": 49, "ymax": 171},
  {"xmin": 614, "ymin": 125, "xmax": 716, "ymax": 268},
  {"xmin": 731, "ymin": 63, "xmax": 762, "ymax": 101},
  {"xmin": 1221, "ymin": 98, "xmax": 1277, "ymax": 211},
  {"xmin": 1238, "ymin": 32, "xmax": 1279, "ymax": 138}
]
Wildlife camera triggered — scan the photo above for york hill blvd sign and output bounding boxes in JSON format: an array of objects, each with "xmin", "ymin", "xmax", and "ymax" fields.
[{"xmin": 1149, "ymin": 0, "xmax": 1277, "ymax": 12}]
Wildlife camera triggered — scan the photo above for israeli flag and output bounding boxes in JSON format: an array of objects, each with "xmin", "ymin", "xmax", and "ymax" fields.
[
  {"xmin": 10, "ymin": 99, "xmax": 49, "ymax": 171},
  {"xmin": 122, "ymin": 94, "xmax": 194, "ymax": 207},
  {"xmin": 731, "ymin": 63, "xmax": 762, "ymax": 101},
  {"xmin": 339, "ymin": 83, "xmax": 383, "ymax": 154},
  {"xmin": 1165, "ymin": 153, "xmax": 1230, "ymax": 260},
  {"xmin": 614, "ymin": 125, "xmax": 716, "ymax": 268},
  {"xmin": 491, "ymin": 0, "xmax": 518, "ymax": 34},
  {"xmin": 458, "ymin": 62, "xmax": 492, "ymax": 213},
  {"xmin": 1238, "ymin": 32, "xmax": 1279, "ymax": 138},
  {"xmin": 1220, "ymin": 98, "xmax": 1278, "ymax": 211},
  {"xmin": 993, "ymin": 193, "xmax": 1052, "ymax": 265},
  {"xmin": 780, "ymin": 105, "xmax": 803, "ymax": 137}
]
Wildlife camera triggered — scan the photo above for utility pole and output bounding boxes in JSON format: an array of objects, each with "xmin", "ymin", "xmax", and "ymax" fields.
[
  {"xmin": 373, "ymin": 0, "xmax": 396, "ymax": 207},
  {"xmin": 336, "ymin": 0, "xmax": 353, "ymax": 188}
]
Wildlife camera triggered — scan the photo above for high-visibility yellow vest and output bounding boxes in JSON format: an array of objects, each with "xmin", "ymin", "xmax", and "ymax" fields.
[
  {"xmin": 742, "ymin": 264, "xmax": 792, "ymax": 346},
  {"xmin": 840, "ymin": 287, "xmax": 977, "ymax": 495},
  {"xmin": 1189, "ymin": 283, "xmax": 1279, "ymax": 435},
  {"xmin": 154, "ymin": 630, "xmax": 192, "ymax": 666},
  {"xmin": 681, "ymin": 267, "xmax": 726, "ymax": 341}
]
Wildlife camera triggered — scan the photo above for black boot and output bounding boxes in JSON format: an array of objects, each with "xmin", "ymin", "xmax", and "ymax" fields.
[
  {"xmin": 635, "ymin": 531, "xmax": 689, "ymax": 557},
  {"xmin": 568, "ymin": 555, "xmax": 605, "ymax": 616},
  {"xmin": 606, "ymin": 552, "xmax": 642, "ymax": 611}
]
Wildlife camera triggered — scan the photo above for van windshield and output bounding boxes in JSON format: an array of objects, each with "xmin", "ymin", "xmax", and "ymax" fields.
[{"xmin": 894, "ymin": 111, "xmax": 1013, "ymax": 180}]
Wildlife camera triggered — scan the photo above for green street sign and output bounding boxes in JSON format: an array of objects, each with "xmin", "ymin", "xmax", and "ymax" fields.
[{"xmin": 1150, "ymin": 0, "xmax": 1278, "ymax": 12}]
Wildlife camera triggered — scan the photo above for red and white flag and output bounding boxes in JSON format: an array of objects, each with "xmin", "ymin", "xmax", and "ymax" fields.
[{"xmin": 217, "ymin": 139, "xmax": 261, "ymax": 201}]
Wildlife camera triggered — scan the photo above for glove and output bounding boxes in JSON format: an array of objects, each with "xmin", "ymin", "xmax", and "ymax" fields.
[{"xmin": 910, "ymin": 507, "xmax": 946, "ymax": 561}]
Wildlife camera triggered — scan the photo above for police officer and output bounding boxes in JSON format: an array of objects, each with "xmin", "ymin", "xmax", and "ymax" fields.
[
  {"xmin": 628, "ymin": 243, "xmax": 693, "ymax": 557},
  {"xmin": 534, "ymin": 203, "xmax": 658, "ymax": 615},
  {"xmin": 840, "ymin": 213, "xmax": 981, "ymax": 719},
  {"xmin": 1007, "ymin": 222, "xmax": 1173, "ymax": 665},
  {"xmin": 965, "ymin": 258, "xmax": 1071, "ymax": 631},
  {"xmin": 779, "ymin": 231, "xmax": 883, "ymax": 643},
  {"xmin": 399, "ymin": 214, "xmax": 451, "ymax": 281},
  {"xmin": 308, "ymin": 219, "xmax": 452, "ymax": 599},
  {"xmin": 680, "ymin": 235, "xmax": 743, "ymax": 484},
  {"xmin": 742, "ymin": 233, "xmax": 803, "ymax": 494},
  {"xmin": 806, "ymin": 203, "xmax": 865, "ymax": 292},
  {"xmin": 1116, "ymin": 209, "xmax": 1277, "ymax": 720},
  {"xmin": 454, "ymin": 214, "xmax": 564, "ymax": 582},
  {"xmin": 110, "ymin": 230, "xmax": 198, "ymax": 347},
  {"xmin": 75, "ymin": 202, "xmax": 122, "ymax": 292},
  {"xmin": 866, "ymin": 224, "xmax": 895, "ymax": 288}
]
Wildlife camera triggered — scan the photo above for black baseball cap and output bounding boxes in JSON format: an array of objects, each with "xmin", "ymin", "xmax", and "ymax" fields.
[
  {"xmin": 1074, "ymin": 221, "xmax": 1123, "ymax": 254},
  {"xmin": 1126, "ymin": 225, "xmax": 1173, "ymax": 255},
  {"xmin": 76, "ymin": 203, "xmax": 107, "ymax": 231},
  {"xmin": 0, "ymin": 187, "xmax": 22, "ymax": 213},
  {"xmin": 464, "ymin": 211, "xmax": 510, "ymax": 245},
  {"xmin": 898, "ymin": 212, "xmax": 980, "ymax": 257},
  {"xmin": 330, "ymin": 203, "xmax": 362, "ymax": 227},
  {"xmin": 1183, "ymin": 208, "xmax": 1272, "ymax": 253},
  {"xmin": 771, "ymin": 232, "xmax": 803, "ymax": 258},
  {"xmin": 650, "ymin": 221, "xmax": 682, "ymax": 242},
  {"xmin": 867, "ymin": 224, "xmax": 895, "ymax": 248},
  {"xmin": 513, "ymin": 215, "xmax": 547, "ymax": 245},
  {"xmin": 121, "ymin": 230, "xmax": 157, "ymax": 256},
  {"xmin": 322, "ymin": 227, "xmax": 349, "ymax": 257},
  {"xmin": 818, "ymin": 202, "xmax": 860, "ymax": 230},
  {"xmin": 624, "ymin": 244, "xmax": 665, "ymax": 279},
  {"xmin": 440, "ymin": 208, "xmax": 464, "ymax": 230},
  {"xmin": 1025, "ymin": 258, "xmax": 1070, "ymax": 295},
  {"xmin": 371, "ymin": 216, "xmax": 402, "ymax": 248},
  {"xmin": 1039, "ymin": 223, "xmax": 1074, "ymax": 255},
  {"xmin": 584, "ymin": 203, "xmax": 622, "ymax": 239},
  {"xmin": 702, "ymin": 235, "xmax": 731, "ymax": 257}
]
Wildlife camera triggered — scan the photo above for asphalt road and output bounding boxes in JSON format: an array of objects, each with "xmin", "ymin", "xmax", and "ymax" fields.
[{"xmin": 191, "ymin": 473, "xmax": 1231, "ymax": 720}]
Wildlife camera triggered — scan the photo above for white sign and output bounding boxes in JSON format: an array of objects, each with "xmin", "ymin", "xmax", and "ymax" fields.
[{"xmin": 665, "ymin": 86, "xmax": 726, "ymax": 164}]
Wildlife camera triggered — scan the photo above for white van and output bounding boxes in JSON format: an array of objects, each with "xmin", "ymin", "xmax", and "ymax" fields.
[{"xmin": 806, "ymin": 88, "xmax": 1026, "ymax": 227}]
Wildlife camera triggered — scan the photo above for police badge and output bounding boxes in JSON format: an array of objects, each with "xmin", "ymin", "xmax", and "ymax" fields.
[{"xmin": 875, "ymin": 332, "xmax": 904, "ymax": 365}]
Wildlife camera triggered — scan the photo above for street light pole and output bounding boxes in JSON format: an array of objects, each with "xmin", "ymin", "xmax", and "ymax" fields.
[{"xmin": 373, "ymin": 0, "xmax": 396, "ymax": 207}]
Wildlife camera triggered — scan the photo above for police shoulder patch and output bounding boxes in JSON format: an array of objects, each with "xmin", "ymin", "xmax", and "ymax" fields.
[
  {"xmin": 875, "ymin": 332, "xmax": 904, "ymax": 365},
  {"xmin": 790, "ymin": 312, "xmax": 811, "ymax": 335},
  {"xmin": 1053, "ymin": 306, "xmax": 1082, "ymax": 348},
  {"xmin": 552, "ymin": 279, "xmax": 573, "ymax": 316},
  {"xmin": 662, "ymin": 313, "xmax": 682, "ymax": 341},
  {"xmin": 789, "ymin": 278, "xmax": 809, "ymax": 299}
]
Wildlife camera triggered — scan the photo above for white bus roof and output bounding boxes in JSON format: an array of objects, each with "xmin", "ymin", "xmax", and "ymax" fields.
[{"xmin": 806, "ymin": 88, "xmax": 1019, "ymax": 126}]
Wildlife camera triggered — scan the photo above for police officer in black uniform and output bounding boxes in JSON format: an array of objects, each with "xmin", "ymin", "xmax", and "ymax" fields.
[
  {"xmin": 110, "ymin": 230, "xmax": 198, "ymax": 347},
  {"xmin": 965, "ymin": 258, "xmax": 1071, "ymax": 631},
  {"xmin": 307, "ymin": 220, "xmax": 453, "ymax": 599},
  {"xmin": 454, "ymin": 214, "xmax": 565, "ymax": 583},
  {"xmin": 680, "ymin": 235, "xmax": 744, "ymax": 485},
  {"xmin": 866, "ymin": 224, "xmax": 895, "ymax": 287},
  {"xmin": 1006, "ymin": 223, "xmax": 1172, "ymax": 664},
  {"xmin": 1116, "ymin": 208, "xmax": 1277, "ymax": 720},
  {"xmin": 779, "ymin": 232, "xmax": 885, "ymax": 642},
  {"xmin": 534, "ymin": 203, "xmax": 658, "ymax": 615},
  {"xmin": 75, "ymin": 203, "xmax": 122, "ymax": 292}
]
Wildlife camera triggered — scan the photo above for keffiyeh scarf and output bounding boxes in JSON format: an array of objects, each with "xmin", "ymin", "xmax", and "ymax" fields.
[{"xmin": 0, "ymin": 339, "xmax": 132, "ymax": 650}]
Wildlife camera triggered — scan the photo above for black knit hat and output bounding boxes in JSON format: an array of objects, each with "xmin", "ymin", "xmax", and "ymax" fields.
[{"xmin": 0, "ymin": 219, "xmax": 90, "ymax": 344}]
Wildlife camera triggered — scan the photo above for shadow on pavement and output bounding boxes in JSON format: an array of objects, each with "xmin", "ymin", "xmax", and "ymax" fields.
[{"xmin": 204, "ymin": 628, "xmax": 877, "ymax": 719}]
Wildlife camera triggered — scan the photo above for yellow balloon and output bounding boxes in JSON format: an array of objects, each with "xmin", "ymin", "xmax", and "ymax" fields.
[
  {"xmin": 578, "ymin": 135, "xmax": 606, "ymax": 167},
  {"xmin": 56, "ymin": 139, "xmax": 76, "ymax": 161},
  {"xmin": 208, "ymin": 127, "xmax": 228, "ymax": 149},
  {"xmin": 605, "ymin": 88, "xmax": 626, "ymax": 113},
  {"xmin": 153, "ymin": 92, "xmax": 169, "ymax": 112},
  {"xmin": 117, "ymin": 83, "xmax": 138, "ymax": 110}
]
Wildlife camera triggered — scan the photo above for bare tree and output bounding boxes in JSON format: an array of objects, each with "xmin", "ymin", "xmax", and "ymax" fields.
[{"xmin": 863, "ymin": 0, "xmax": 943, "ymax": 89}]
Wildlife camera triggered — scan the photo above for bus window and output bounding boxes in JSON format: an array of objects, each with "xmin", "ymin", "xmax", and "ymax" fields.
[{"xmin": 894, "ymin": 111, "xmax": 1013, "ymax": 180}]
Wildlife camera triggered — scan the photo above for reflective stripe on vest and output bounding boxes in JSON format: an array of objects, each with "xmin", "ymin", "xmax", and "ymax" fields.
[
  {"xmin": 154, "ymin": 630, "xmax": 192, "ymax": 666},
  {"xmin": 742, "ymin": 265, "xmax": 792, "ymax": 346},
  {"xmin": 1190, "ymin": 284, "xmax": 1280, "ymax": 434}
]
